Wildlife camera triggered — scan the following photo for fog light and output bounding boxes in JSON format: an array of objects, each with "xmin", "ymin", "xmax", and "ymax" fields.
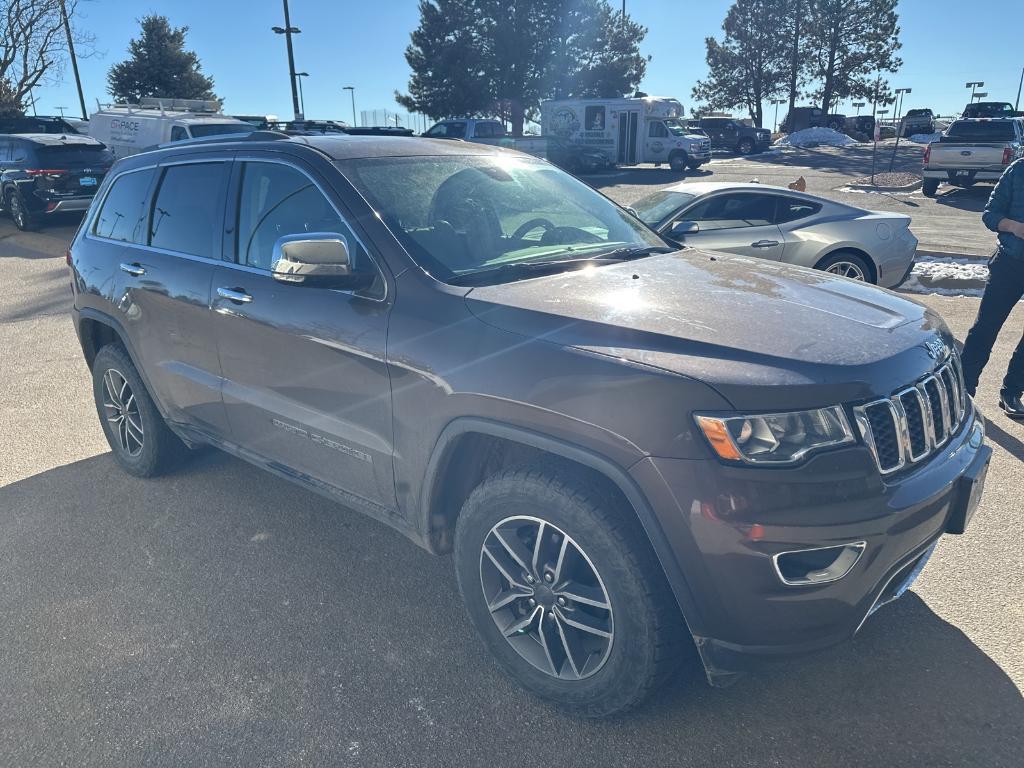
[{"xmin": 773, "ymin": 542, "xmax": 866, "ymax": 586}]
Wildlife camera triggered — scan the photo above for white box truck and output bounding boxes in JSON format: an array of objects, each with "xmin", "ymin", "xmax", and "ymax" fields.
[
  {"xmin": 540, "ymin": 96, "xmax": 711, "ymax": 171},
  {"xmin": 88, "ymin": 98, "xmax": 255, "ymax": 158}
]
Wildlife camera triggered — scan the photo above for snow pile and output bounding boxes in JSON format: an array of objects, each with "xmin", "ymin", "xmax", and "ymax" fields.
[
  {"xmin": 773, "ymin": 127, "xmax": 859, "ymax": 148},
  {"xmin": 908, "ymin": 132, "xmax": 942, "ymax": 144},
  {"xmin": 899, "ymin": 256, "xmax": 990, "ymax": 298}
]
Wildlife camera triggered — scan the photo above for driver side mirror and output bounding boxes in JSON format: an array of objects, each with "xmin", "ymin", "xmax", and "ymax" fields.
[
  {"xmin": 668, "ymin": 220, "xmax": 699, "ymax": 237},
  {"xmin": 271, "ymin": 233, "xmax": 372, "ymax": 289}
]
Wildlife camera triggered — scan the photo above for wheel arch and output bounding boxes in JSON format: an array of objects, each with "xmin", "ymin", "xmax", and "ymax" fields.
[{"xmin": 418, "ymin": 417, "xmax": 704, "ymax": 634}]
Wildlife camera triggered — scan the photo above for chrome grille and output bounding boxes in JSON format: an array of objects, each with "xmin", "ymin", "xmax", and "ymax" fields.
[{"xmin": 854, "ymin": 355, "xmax": 969, "ymax": 475}]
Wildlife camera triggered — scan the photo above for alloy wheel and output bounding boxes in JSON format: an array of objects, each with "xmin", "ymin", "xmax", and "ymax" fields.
[
  {"xmin": 10, "ymin": 195, "xmax": 24, "ymax": 228},
  {"xmin": 479, "ymin": 515, "xmax": 613, "ymax": 680},
  {"xmin": 825, "ymin": 261, "xmax": 867, "ymax": 280},
  {"xmin": 101, "ymin": 368, "xmax": 144, "ymax": 457}
]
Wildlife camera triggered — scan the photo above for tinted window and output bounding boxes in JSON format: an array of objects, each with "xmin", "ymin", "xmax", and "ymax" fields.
[
  {"xmin": 585, "ymin": 107, "xmax": 605, "ymax": 130},
  {"xmin": 189, "ymin": 123, "xmax": 255, "ymax": 138},
  {"xmin": 234, "ymin": 162, "xmax": 382, "ymax": 294},
  {"xmin": 775, "ymin": 197, "xmax": 822, "ymax": 224},
  {"xmin": 93, "ymin": 169, "xmax": 155, "ymax": 244},
  {"xmin": 0, "ymin": 141, "xmax": 10, "ymax": 162},
  {"xmin": 170, "ymin": 126, "xmax": 188, "ymax": 142},
  {"xmin": 425, "ymin": 122, "xmax": 467, "ymax": 139},
  {"xmin": 946, "ymin": 121, "xmax": 1016, "ymax": 141},
  {"xmin": 683, "ymin": 193, "xmax": 775, "ymax": 230},
  {"xmin": 632, "ymin": 190, "xmax": 698, "ymax": 227},
  {"xmin": 649, "ymin": 122, "xmax": 668, "ymax": 138},
  {"xmin": 149, "ymin": 163, "xmax": 228, "ymax": 257},
  {"xmin": 36, "ymin": 145, "xmax": 114, "ymax": 166}
]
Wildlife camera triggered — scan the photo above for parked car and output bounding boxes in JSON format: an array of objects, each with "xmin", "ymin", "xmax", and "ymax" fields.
[
  {"xmin": 780, "ymin": 107, "xmax": 847, "ymax": 133},
  {"xmin": 0, "ymin": 114, "xmax": 82, "ymax": 134},
  {"xmin": 69, "ymin": 134, "xmax": 989, "ymax": 716},
  {"xmin": 922, "ymin": 118, "xmax": 1024, "ymax": 196},
  {"xmin": 961, "ymin": 101, "xmax": 1022, "ymax": 119},
  {"xmin": 0, "ymin": 133, "xmax": 113, "ymax": 230},
  {"xmin": 901, "ymin": 108, "xmax": 935, "ymax": 136},
  {"xmin": 844, "ymin": 115, "xmax": 876, "ymax": 137},
  {"xmin": 630, "ymin": 181, "xmax": 918, "ymax": 286},
  {"xmin": 694, "ymin": 116, "xmax": 771, "ymax": 154}
]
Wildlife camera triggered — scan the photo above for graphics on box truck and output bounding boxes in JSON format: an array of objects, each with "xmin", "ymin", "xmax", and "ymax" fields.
[{"xmin": 87, "ymin": 101, "xmax": 255, "ymax": 158}]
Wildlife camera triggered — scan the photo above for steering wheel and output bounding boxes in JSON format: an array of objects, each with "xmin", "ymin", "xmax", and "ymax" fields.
[{"xmin": 512, "ymin": 218, "xmax": 557, "ymax": 241}]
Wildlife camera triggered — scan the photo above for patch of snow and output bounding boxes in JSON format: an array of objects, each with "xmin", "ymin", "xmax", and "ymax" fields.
[
  {"xmin": 908, "ymin": 132, "xmax": 942, "ymax": 144},
  {"xmin": 899, "ymin": 255, "xmax": 991, "ymax": 298},
  {"xmin": 773, "ymin": 128, "xmax": 859, "ymax": 148}
]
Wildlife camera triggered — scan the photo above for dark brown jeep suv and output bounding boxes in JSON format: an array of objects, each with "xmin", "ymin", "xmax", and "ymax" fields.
[{"xmin": 68, "ymin": 134, "xmax": 991, "ymax": 716}]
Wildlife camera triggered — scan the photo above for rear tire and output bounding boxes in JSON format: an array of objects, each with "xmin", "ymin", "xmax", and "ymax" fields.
[
  {"xmin": 816, "ymin": 250, "xmax": 874, "ymax": 283},
  {"xmin": 922, "ymin": 178, "xmax": 940, "ymax": 197},
  {"xmin": 454, "ymin": 466, "xmax": 689, "ymax": 717},
  {"xmin": 6, "ymin": 189, "xmax": 37, "ymax": 231},
  {"xmin": 737, "ymin": 138, "xmax": 755, "ymax": 155},
  {"xmin": 668, "ymin": 152, "xmax": 688, "ymax": 172},
  {"xmin": 91, "ymin": 344, "xmax": 187, "ymax": 477}
]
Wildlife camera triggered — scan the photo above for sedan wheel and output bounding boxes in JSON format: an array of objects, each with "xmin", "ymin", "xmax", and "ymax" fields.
[
  {"xmin": 480, "ymin": 515, "xmax": 614, "ymax": 680},
  {"xmin": 824, "ymin": 260, "xmax": 867, "ymax": 280}
]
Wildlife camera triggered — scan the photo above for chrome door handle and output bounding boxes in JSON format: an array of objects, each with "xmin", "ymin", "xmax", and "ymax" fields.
[
  {"xmin": 750, "ymin": 240, "xmax": 780, "ymax": 248},
  {"xmin": 119, "ymin": 262, "xmax": 145, "ymax": 276},
  {"xmin": 216, "ymin": 287, "xmax": 253, "ymax": 304}
]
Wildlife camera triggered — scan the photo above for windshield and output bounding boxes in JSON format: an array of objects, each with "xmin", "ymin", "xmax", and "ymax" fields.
[
  {"xmin": 188, "ymin": 123, "xmax": 257, "ymax": 138},
  {"xmin": 664, "ymin": 119, "xmax": 691, "ymax": 137},
  {"xmin": 631, "ymin": 190, "xmax": 698, "ymax": 227},
  {"xmin": 338, "ymin": 155, "xmax": 666, "ymax": 283}
]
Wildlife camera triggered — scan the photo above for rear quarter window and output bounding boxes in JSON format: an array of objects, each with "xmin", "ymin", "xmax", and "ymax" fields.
[
  {"xmin": 775, "ymin": 197, "xmax": 822, "ymax": 224},
  {"xmin": 93, "ymin": 168, "xmax": 156, "ymax": 244}
]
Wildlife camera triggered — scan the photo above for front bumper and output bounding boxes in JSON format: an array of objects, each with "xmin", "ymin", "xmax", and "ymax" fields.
[
  {"xmin": 687, "ymin": 151, "xmax": 711, "ymax": 163},
  {"xmin": 630, "ymin": 407, "xmax": 989, "ymax": 683}
]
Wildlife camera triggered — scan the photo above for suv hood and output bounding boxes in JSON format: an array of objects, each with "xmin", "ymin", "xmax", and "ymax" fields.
[{"xmin": 464, "ymin": 250, "xmax": 952, "ymax": 409}]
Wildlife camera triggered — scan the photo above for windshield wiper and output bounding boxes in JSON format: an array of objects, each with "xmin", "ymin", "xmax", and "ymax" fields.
[
  {"xmin": 593, "ymin": 245, "xmax": 676, "ymax": 261},
  {"xmin": 449, "ymin": 257, "xmax": 620, "ymax": 286}
]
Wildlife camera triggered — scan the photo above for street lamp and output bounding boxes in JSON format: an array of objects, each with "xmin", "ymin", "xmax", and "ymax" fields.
[
  {"xmin": 295, "ymin": 72, "xmax": 309, "ymax": 119},
  {"xmin": 973, "ymin": 92, "xmax": 988, "ymax": 102},
  {"xmin": 272, "ymin": 0, "xmax": 303, "ymax": 121},
  {"xmin": 852, "ymin": 101, "xmax": 866, "ymax": 115},
  {"xmin": 770, "ymin": 98, "xmax": 786, "ymax": 132},
  {"xmin": 343, "ymin": 86, "xmax": 356, "ymax": 127},
  {"xmin": 965, "ymin": 81, "xmax": 984, "ymax": 102},
  {"xmin": 54, "ymin": 106, "xmax": 67, "ymax": 118}
]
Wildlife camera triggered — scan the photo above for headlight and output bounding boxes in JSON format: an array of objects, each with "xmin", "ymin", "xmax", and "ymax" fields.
[{"xmin": 695, "ymin": 406, "xmax": 854, "ymax": 465}]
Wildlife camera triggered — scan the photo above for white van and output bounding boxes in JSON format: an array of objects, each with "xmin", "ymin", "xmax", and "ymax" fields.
[
  {"xmin": 540, "ymin": 96, "xmax": 711, "ymax": 171},
  {"xmin": 88, "ymin": 98, "xmax": 255, "ymax": 158}
]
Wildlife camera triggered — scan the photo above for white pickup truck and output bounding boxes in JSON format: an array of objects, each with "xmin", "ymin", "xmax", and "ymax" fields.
[{"xmin": 923, "ymin": 118, "xmax": 1024, "ymax": 196}]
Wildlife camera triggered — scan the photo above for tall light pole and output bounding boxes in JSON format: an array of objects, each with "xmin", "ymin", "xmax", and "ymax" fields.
[
  {"xmin": 770, "ymin": 98, "xmax": 786, "ymax": 132},
  {"xmin": 295, "ymin": 72, "xmax": 309, "ymax": 119},
  {"xmin": 54, "ymin": 106, "xmax": 67, "ymax": 118},
  {"xmin": 888, "ymin": 87, "xmax": 911, "ymax": 171},
  {"xmin": 58, "ymin": 0, "xmax": 87, "ymax": 120},
  {"xmin": 272, "ymin": 0, "xmax": 302, "ymax": 121},
  {"xmin": 871, "ymin": 109, "xmax": 889, "ymax": 185},
  {"xmin": 973, "ymin": 91, "xmax": 988, "ymax": 103},
  {"xmin": 1016, "ymin": 67, "xmax": 1023, "ymax": 111},
  {"xmin": 853, "ymin": 101, "xmax": 866, "ymax": 116},
  {"xmin": 965, "ymin": 81, "xmax": 984, "ymax": 103},
  {"xmin": 343, "ymin": 86, "xmax": 356, "ymax": 127}
]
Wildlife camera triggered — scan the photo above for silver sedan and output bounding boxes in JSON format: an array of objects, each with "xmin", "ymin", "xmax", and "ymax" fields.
[{"xmin": 630, "ymin": 182, "xmax": 918, "ymax": 287}]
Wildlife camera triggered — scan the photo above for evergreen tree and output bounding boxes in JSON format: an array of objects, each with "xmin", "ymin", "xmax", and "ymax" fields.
[
  {"xmin": 692, "ymin": 0, "xmax": 789, "ymax": 126},
  {"xmin": 0, "ymin": 78, "xmax": 22, "ymax": 117},
  {"xmin": 804, "ymin": 0, "xmax": 901, "ymax": 113},
  {"xmin": 107, "ymin": 15, "xmax": 217, "ymax": 103},
  {"xmin": 397, "ymin": 0, "xmax": 648, "ymax": 135}
]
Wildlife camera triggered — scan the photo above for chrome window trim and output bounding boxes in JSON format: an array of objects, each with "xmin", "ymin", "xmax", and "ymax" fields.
[{"xmin": 84, "ymin": 155, "xmax": 389, "ymax": 304}]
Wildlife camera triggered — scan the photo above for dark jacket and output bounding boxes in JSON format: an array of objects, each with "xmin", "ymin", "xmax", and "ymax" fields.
[{"xmin": 983, "ymin": 158, "xmax": 1024, "ymax": 259}]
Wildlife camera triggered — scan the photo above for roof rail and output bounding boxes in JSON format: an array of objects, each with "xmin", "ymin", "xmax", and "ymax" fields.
[{"xmin": 152, "ymin": 130, "xmax": 291, "ymax": 150}]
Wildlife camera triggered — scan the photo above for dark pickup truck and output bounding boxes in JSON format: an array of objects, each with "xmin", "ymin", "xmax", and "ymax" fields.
[
  {"xmin": 68, "ymin": 134, "xmax": 991, "ymax": 716},
  {"xmin": 693, "ymin": 117, "xmax": 772, "ymax": 154}
]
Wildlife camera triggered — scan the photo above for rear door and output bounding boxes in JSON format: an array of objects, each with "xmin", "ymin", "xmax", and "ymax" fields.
[
  {"xmin": 112, "ymin": 154, "xmax": 232, "ymax": 433},
  {"xmin": 209, "ymin": 156, "xmax": 397, "ymax": 510},
  {"xmin": 669, "ymin": 192, "xmax": 786, "ymax": 260}
]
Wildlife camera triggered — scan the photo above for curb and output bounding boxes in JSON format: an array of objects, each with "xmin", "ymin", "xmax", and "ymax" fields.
[{"xmin": 845, "ymin": 180, "xmax": 923, "ymax": 193}]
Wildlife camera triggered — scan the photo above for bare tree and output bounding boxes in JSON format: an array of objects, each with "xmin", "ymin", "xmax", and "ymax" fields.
[{"xmin": 0, "ymin": 0, "xmax": 93, "ymax": 111}]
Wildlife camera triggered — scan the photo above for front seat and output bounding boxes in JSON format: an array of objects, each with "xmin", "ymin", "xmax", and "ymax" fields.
[{"xmin": 427, "ymin": 169, "xmax": 503, "ymax": 270}]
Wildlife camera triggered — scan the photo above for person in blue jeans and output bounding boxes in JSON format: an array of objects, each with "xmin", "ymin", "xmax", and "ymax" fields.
[{"xmin": 961, "ymin": 157, "xmax": 1024, "ymax": 417}]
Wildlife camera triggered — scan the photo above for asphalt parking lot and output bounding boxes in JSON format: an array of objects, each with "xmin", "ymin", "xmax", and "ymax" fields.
[{"xmin": 1, "ymin": 152, "xmax": 1022, "ymax": 766}]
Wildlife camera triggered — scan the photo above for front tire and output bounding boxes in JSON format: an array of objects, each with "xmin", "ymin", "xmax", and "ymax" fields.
[
  {"xmin": 92, "ymin": 344, "xmax": 187, "ymax": 477},
  {"xmin": 737, "ymin": 138, "xmax": 755, "ymax": 155},
  {"xmin": 454, "ymin": 466, "xmax": 688, "ymax": 717},
  {"xmin": 668, "ymin": 152, "xmax": 688, "ymax": 172},
  {"xmin": 922, "ymin": 178, "xmax": 940, "ymax": 197}
]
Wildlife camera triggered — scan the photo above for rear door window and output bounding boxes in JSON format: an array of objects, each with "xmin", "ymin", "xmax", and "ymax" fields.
[
  {"xmin": 93, "ymin": 168, "xmax": 156, "ymax": 244},
  {"xmin": 149, "ymin": 162, "xmax": 229, "ymax": 257}
]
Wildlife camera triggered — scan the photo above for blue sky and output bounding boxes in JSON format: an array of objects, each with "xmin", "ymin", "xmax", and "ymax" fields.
[{"xmin": 30, "ymin": 0, "xmax": 1024, "ymax": 127}]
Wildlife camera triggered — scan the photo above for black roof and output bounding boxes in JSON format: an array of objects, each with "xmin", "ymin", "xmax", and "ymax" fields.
[{"xmin": 0, "ymin": 132, "xmax": 103, "ymax": 146}]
